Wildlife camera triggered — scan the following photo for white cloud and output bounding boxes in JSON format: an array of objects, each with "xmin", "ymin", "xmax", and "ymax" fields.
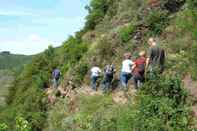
[
  {"xmin": 28, "ymin": 34, "xmax": 47, "ymax": 42},
  {"xmin": 0, "ymin": 34, "xmax": 62, "ymax": 55}
]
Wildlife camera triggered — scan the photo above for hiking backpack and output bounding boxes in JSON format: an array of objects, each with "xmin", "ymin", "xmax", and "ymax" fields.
[
  {"xmin": 105, "ymin": 65, "xmax": 114, "ymax": 76},
  {"xmin": 53, "ymin": 69, "xmax": 60, "ymax": 79}
]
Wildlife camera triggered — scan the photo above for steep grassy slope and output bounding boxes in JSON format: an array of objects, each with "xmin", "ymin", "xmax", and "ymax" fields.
[{"xmin": 0, "ymin": 0, "xmax": 196, "ymax": 130}]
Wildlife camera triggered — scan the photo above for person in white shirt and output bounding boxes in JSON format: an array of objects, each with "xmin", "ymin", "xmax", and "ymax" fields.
[
  {"xmin": 90, "ymin": 65, "xmax": 102, "ymax": 90},
  {"xmin": 120, "ymin": 52, "xmax": 134, "ymax": 89}
]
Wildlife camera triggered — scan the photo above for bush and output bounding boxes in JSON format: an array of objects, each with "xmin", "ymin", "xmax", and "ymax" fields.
[
  {"xmin": 131, "ymin": 95, "xmax": 191, "ymax": 131},
  {"xmin": 62, "ymin": 36, "xmax": 88, "ymax": 66},
  {"xmin": 15, "ymin": 116, "xmax": 31, "ymax": 131},
  {"xmin": 126, "ymin": 73, "xmax": 192, "ymax": 130},
  {"xmin": 0, "ymin": 123, "xmax": 8, "ymax": 131},
  {"xmin": 145, "ymin": 9, "xmax": 169, "ymax": 35},
  {"xmin": 142, "ymin": 73, "xmax": 188, "ymax": 105},
  {"xmin": 95, "ymin": 36, "xmax": 116, "ymax": 63},
  {"xmin": 71, "ymin": 62, "xmax": 90, "ymax": 86},
  {"xmin": 85, "ymin": 0, "xmax": 111, "ymax": 30},
  {"xmin": 119, "ymin": 24, "xmax": 135, "ymax": 43},
  {"xmin": 176, "ymin": 0, "xmax": 197, "ymax": 39}
]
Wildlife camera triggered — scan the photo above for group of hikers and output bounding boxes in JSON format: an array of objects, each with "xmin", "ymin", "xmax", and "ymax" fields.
[
  {"xmin": 90, "ymin": 37, "xmax": 165, "ymax": 92},
  {"xmin": 51, "ymin": 37, "xmax": 165, "ymax": 94}
]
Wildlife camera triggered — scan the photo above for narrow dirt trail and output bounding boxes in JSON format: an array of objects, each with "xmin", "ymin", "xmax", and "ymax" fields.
[
  {"xmin": 46, "ymin": 84, "xmax": 137, "ymax": 105},
  {"xmin": 183, "ymin": 75, "xmax": 197, "ymax": 117},
  {"xmin": 75, "ymin": 85, "xmax": 137, "ymax": 104}
]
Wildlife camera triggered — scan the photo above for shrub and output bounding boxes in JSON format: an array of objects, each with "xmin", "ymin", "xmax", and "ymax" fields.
[
  {"xmin": 0, "ymin": 123, "xmax": 8, "ymax": 131},
  {"xmin": 128, "ymin": 73, "xmax": 192, "ymax": 130},
  {"xmin": 95, "ymin": 36, "xmax": 116, "ymax": 63},
  {"xmin": 71, "ymin": 62, "xmax": 90, "ymax": 86},
  {"xmin": 145, "ymin": 9, "xmax": 169, "ymax": 35},
  {"xmin": 46, "ymin": 99, "xmax": 69, "ymax": 131},
  {"xmin": 131, "ymin": 95, "xmax": 191, "ymax": 131},
  {"xmin": 85, "ymin": 0, "xmax": 110, "ymax": 30},
  {"xmin": 142, "ymin": 73, "xmax": 188, "ymax": 105},
  {"xmin": 63, "ymin": 36, "xmax": 88, "ymax": 66},
  {"xmin": 15, "ymin": 116, "xmax": 31, "ymax": 131},
  {"xmin": 176, "ymin": 0, "xmax": 197, "ymax": 39},
  {"xmin": 119, "ymin": 24, "xmax": 135, "ymax": 43}
]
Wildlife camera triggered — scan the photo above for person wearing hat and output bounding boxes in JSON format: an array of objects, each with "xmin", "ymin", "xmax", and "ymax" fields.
[
  {"xmin": 120, "ymin": 52, "xmax": 134, "ymax": 90},
  {"xmin": 132, "ymin": 51, "xmax": 146, "ymax": 89}
]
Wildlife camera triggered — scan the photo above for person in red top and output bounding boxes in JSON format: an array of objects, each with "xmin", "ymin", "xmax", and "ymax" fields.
[{"xmin": 132, "ymin": 51, "xmax": 146, "ymax": 89}]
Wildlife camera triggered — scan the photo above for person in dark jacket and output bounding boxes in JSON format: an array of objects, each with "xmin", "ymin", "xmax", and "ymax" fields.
[
  {"xmin": 102, "ymin": 64, "xmax": 115, "ymax": 92},
  {"xmin": 146, "ymin": 37, "xmax": 165, "ymax": 73},
  {"xmin": 52, "ymin": 68, "xmax": 61, "ymax": 88}
]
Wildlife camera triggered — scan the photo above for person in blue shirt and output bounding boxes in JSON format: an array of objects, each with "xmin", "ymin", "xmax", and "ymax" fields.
[{"xmin": 52, "ymin": 68, "xmax": 61, "ymax": 88}]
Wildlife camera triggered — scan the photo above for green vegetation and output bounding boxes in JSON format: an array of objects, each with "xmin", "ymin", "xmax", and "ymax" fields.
[
  {"xmin": 145, "ymin": 9, "xmax": 169, "ymax": 35},
  {"xmin": 85, "ymin": 0, "xmax": 112, "ymax": 30},
  {"xmin": 119, "ymin": 23, "xmax": 135, "ymax": 43},
  {"xmin": 46, "ymin": 73, "xmax": 192, "ymax": 131},
  {"xmin": 0, "ymin": 52, "xmax": 31, "ymax": 72},
  {"xmin": 1, "ymin": 0, "xmax": 197, "ymax": 130},
  {"xmin": 0, "ymin": 70, "xmax": 15, "ymax": 107}
]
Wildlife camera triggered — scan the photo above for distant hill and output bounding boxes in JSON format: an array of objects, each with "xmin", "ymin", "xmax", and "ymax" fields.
[{"xmin": 0, "ymin": 51, "xmax": 32, "ymax": 71}]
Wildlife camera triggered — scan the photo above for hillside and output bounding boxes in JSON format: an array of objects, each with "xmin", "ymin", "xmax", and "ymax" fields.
[
  {"xmin": 0, "ymin": 51, "xmax": 32, "ymax": 71},
  {"xmin": 0, "ymin": 0, "xmax": 197, "ymax": 130},
  {"xmin": 0, "ymin": 70, "xmax": 14, "ymax": 107}
]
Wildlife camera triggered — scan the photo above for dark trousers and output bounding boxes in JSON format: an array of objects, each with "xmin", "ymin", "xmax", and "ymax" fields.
[
  {"xmin": 53, "ymin": 78, "xmax": 59, "ymax": 88},
  {"xmin": 133, "ymin": 74, "xmax": 145, "ymax": 89},
  {"xmin": 102, "ymin": 75, "xmax": 113, "ymax": 91},
  {"xmin": 91, "ymin": 76, "xmax": 99, "ymax": 90}
]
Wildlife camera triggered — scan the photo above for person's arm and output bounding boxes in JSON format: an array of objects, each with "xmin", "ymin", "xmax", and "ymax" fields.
[
  {"xmin": 90, "ymin": 68, "xmax": 93, "ymax": 76},
  {"xmin": 146, "ymin": 48, "xmax": 152, "ymax": 69},
  {"xmin": 131, "ymin": 63, "xmax": 136, "ymax": 73},
  {"xmin": 146, "ymin": 58, "xmax": 150, "ymax": 69},
  {"xmin": 98, "ymin": 68, "xmax": 102, "ymax": 76},
  {"xmin": 129, "ymin": 61, "xmax": 134, "ymax": 72},
  {"xmin": 98, "ymin": 68, "xmax": 102, "ymax": 73},
  {"xmin": 52, "ymin": 71, "xmax": 54, "ymax": 78}
]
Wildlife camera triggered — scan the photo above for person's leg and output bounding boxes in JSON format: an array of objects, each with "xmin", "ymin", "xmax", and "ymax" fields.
[
  {"xmin": 133, "ymin": 75, "xmax": 139, "ymax": 89},
  {"xmin": 121, "ymin": 72, "xmax": 127, "ymax": 89},
  {"xmin": 138, "ymin": 74, "xmax": 146, "ymax": 88},
  {"xmin": 56, "ymin": 78, "xmax": 60, "ymax": 88},
  {"xmin": 108, "ymin": 76, "xmax": 113, "ymax": 90},
  {"xmin": 101, "ymin": 76, "xmax": 106, "ymax": 90},
  {"xmin": 91, "ymin": 76, "xmax": 97, "ymax": 91},
  {"xmin": 104, "ymin": 75, "xmax": 113, "ymax": 93},
  {"xmin": 102, "ymin": 75, "xmax": 108, "ymax": 92},
  {"xmin": 53, "ymin": 78, "xmax": 57, "ymax": 88},
  {"xmin": 125, "ymin": 73, "xmax": 132, "ymax": 89}
]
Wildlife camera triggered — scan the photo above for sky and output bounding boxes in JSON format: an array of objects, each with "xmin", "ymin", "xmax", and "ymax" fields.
[{"xmin": 0, "ymin": 0, "xmax": 89, "ymax": 55}]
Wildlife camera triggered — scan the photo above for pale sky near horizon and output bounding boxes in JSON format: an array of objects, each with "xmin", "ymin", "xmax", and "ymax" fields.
[{"xmin": 0, "ymin": 0, "xmax": 89, "ymax": 55}]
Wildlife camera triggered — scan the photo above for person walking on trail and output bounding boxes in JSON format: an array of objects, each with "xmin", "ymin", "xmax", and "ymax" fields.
[
  {"xmin": 52, "ymin": 68, "xmax": 61, "ymax": 88},
  {"xmin": 90, "ymin": 65, "xmax": 102, "ymax": 91},
  {"xmin": 146, "ymin": 37, "xmax": 165, "ymax": 74},
  {"xmin": 120, "ymin": 52, "xmax": 134, "ymax": 90},
  {"xmin": 132, "ymin": 51, "xmax": 146, "ymax": 89},
  {"xmin": 102, "ymin": 64, "xmax": 116, "ymax": 92}
]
